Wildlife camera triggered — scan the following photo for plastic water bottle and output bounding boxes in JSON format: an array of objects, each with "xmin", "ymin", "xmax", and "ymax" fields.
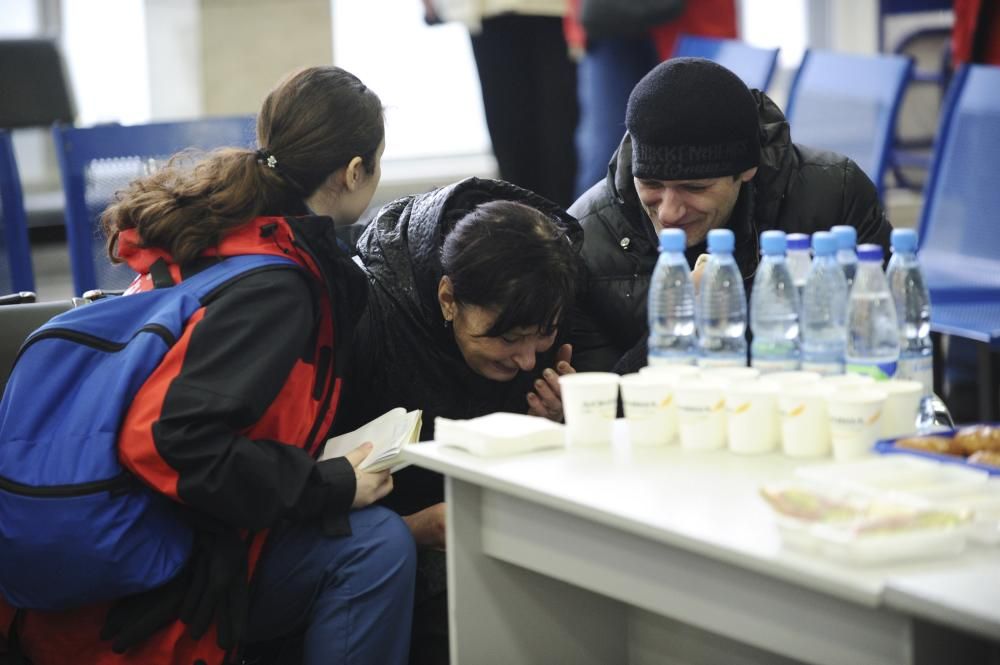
[
  {"xmin": 786, "ymin": 233, "xmax": 812, "ymax": 302},
  {"xmin": 750, "ymin": 231, "xmax": 801, "ymax": 372},
  {"xmin": 800, "ymin": 231, "xmax": 848, "ymax": 375},
  {"xmin": 696, "ymin": 229, "xmax": 747, "ymax": 368},
  {"xmin": 846, "ymin": 244, "xmax": 899, "ymax": 380},
  {"xmin": 647, "ymin": 229, "xmax": 697, "ymax": 365},
  {"xmin": 886, "ymin": 228, "xmax": 933, "ymax": 396},
  {"xmin": 832, "ymin": 225, "xmax": 859, "ymax": 289}
]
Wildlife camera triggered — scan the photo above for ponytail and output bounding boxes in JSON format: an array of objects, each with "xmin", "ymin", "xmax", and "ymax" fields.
[
  {"xmin": 101, "ymin": 147, "xmax": 300, "ymax": 265},
  {"xmin": 102, "ymin": 66, "xmax": 384, "ymax": 265}
]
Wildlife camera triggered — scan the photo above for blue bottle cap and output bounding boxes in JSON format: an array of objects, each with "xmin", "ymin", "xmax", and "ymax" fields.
[
  {"xmin": 786, "ymin": 233, "xmax": 810, "ymax": 250},
  {"xmin": 857, "ymin": 244, "xmax": 884, "ymax": 262},
  {"xmin": 831, "ymin": 225, "xmax": 857, "ymax": 250},
  {"xmin": 890, "ymin": 228, "xmax": 918, "ymax": 254},
  {"xmin": 658, "ymin": 228, "xmax": 686, "ymax": 252},
  {"xmin": 812, "ymin": 231, "xmax": 837, "ymax": 256},
  {"xmin": 707, "ymin": 228, "xmax": 735, "ymax": 253},
  {"xmin": 760, "ymin": 230, "xmax": 787, "ymax": 255}
]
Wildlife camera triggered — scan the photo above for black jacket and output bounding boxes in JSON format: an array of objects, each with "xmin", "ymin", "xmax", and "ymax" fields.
[
  {"xmin": 568, "ymin": 91, "xmax": 893, "ymax": 374},
  {"xmin": 335, "ymin": 177, "xmax": 585, "ymax": 514}
]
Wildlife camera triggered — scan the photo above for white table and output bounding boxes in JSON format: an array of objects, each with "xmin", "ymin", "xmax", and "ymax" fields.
[{"xmin": 402, "ymin": 423, "xmax": 1000, "ymax": 665}]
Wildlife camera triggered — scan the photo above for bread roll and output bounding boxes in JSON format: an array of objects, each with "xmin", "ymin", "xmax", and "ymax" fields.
[
  {"xmin": 968, "ymin": 450, "xmax": 1000, "ymax": 469},
  {"xmin": 895, "ymin": 435, "xmax": 962, "ymax": 456},
  {"xmin": 954, "ymin": 425, "xmax": 1000, "ymax": 454}
]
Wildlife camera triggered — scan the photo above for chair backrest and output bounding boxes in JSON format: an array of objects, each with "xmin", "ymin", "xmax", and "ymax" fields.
[
  {"xmin": 52, "ymin": 116, "xmax": 256, "ymax": 294},
  {"xmin": 917, "ymin": 64, "xmax": 1000, "ymax": 298},
  {"xmin": 672, "ymin": 35, "xmax": 779, "ymax": 92},
  {"xmin": 0, "ymin": 38, "xmax": 75, "ymax": 129},
  {"xmin": 785, "ymin": 49, "xmax": 913, "ymax": 197},
  {"xmin": 0, "ymin": 130, "xmax": 35, "ymax": 294},
  {"xmin": 0, "ymin": 298, "xmax": 84, "ymax": 393}
]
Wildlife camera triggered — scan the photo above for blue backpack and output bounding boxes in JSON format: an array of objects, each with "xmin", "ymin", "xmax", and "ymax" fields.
[{"xmin": 0, "ymin": 254, "xmax": 298, "ymax": 610}]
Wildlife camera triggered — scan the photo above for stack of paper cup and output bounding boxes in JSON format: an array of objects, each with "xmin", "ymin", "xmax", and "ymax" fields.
[
  {"xmin": 825, "ymin": 388, "xmax": 889, "ymax": 460},
  {"xmin": 878, "ymin": 379, "xmax": 923, "ymax": 439},
  {"xmin": 675, "ymin": 379, "xmax": 727, "ymax": 450},
  {"xmin": 701, "ymin": 366, "xmax": 761, "ymax": 384},
  {"xmin": 620, "ymin": 372, "xmax": 678, "ymax": 446},
  {"xmin": 775, "ymin": 382, "xmax": 834, "ymax": 458},
  {"xmin": 558, "ymin": 372, "xmax": 619, "ymax": 447},
  {"xmin": 725, "ymin": 380, "xmax": 778, "ymax": 454}
]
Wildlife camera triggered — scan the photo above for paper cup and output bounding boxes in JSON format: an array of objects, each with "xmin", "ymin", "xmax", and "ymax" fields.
[
  {"xmin": 765, "ymin": 370, "xmax": 823, "ymax": 389},
  {"xmin": 559, "ymin": 372, "xmax": 619, "ymax": 447},
  {"xmin": 776, "ymin": 382, "xmax": 834, "ymax": 458},
  {"xmin": 620, "ymin": 373, "xmax": 677, "ymax": 447},
  {"xmin": 879, "ymin": 380, "xmax": 923, "ymax": 439},
  {"xmin": 725, "ymin": 381, "xmax": 778, "ymax": 454},
  {"xmin": 639, "ymin": 364, "xmax": 701, "ymax": 382},
  {"xmin": 675, "ymin": 380, "xmax": 727, "ymax": 450},
  {"xmin": 820, "ymin": 374, "xmax": 876, "ymax": 390},
  {"xmin": 701, "ymin": 366, "xmax": 761, "ymax": 384},
  {"xmin": 826, "ymin": 389, "xmax": 888, "ymax": 461}
]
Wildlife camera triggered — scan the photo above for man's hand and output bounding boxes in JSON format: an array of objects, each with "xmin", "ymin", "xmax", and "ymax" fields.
[
  {"xmin": 403, "ymin": 502, "xmax": 447, "ymax": 549},
  {"xmin": 345, "ymin": 442, "xmax": 393, "ymax": 508},
  {"xmin": 527, "ymin": 343, "xmax": 575, "ymax": 422}
]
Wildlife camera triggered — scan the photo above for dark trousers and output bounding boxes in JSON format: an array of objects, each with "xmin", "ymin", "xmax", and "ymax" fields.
[{"xmin": 470, "ymin": 14, "xmax": 578, "ymax": 208}]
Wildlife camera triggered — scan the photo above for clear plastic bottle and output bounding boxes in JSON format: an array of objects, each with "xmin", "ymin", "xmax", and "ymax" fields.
[
  {"xmin": 647, "ymin": 228, "xmax": 697, "ymax": 366},
  {"xmin": 696, "ymin": 228, "xmax": 747, "ymax": 368},
  {"xmin": 786, "ymin": 232, "xmax": 812, "ymax": 303},
  {"xmin": 801, "ymin": 231, "xmax": 848, "ymax": 375},
  {"xmin": 846, "ymin": 244, "xmax": 899, "ymax": 380},
  {"xmin": 832, "ymin": 225, "xmax": 859, "ymax": 289},
  {"xmin": 886, "ymin": 228, "xmax": 933, "ymax": 396},
  {"xmin": 750, "ymin": 231, "xmax": 801, "ymax": 372}
]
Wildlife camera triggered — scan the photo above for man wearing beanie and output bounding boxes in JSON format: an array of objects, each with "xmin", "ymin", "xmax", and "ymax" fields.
[{"xmin": 569, "ymin": 57, "xmax": 892, "ymax": 373}]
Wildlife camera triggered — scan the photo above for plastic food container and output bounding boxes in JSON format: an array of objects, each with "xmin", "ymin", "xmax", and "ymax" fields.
[
  {"xmin": 760, "ymin": 481, "xmax": 971, "ymax": 564},
  {"xmin": 874, "ymin": 428, "xmax": 1000, "ymax": 476},
  {"xmin": 795, "ymin": 456, "xmax": 990, "ymax": 499}
]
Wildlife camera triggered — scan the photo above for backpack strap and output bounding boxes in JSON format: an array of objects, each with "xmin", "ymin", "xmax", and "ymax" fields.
[
  {"xmin": 2, "ymin": 609, "xmax": 30, "ymax": 665},
  {"xmin": 149, "ymin": 257, "xmax": 175, "ymax": 289}
]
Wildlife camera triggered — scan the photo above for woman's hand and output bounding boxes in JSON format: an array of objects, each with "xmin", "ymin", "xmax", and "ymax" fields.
[
  {"xmin": 403, "ymin": 502, "xmax": 447, "ymax": 549},
  {"xmin": 345, "ymin": 442, "xmax": 394, "ymax": 508},
  {"xmin": 527, "ymin": 343, "xmax": 575, "ymax": 422}
]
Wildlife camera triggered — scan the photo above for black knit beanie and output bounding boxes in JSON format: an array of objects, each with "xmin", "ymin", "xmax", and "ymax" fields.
[{"xmin": 626, "ymin": 57, "xmax": 761, "ymax": 180}]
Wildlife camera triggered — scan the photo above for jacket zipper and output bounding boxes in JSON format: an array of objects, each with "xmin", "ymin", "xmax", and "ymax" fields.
[
  {"xmin": 287, "ymin": 234, "xmax": 340, "ymax": 451},
  {"xmin": 16, "ymin": 324, "xmax": 177, "ymax": 365},
  {"xmin": 0, "ymin": 471, "xmax": 133, "ymax": 497}
]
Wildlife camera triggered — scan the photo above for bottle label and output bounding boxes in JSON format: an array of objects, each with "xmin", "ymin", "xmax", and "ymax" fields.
[
  {"xmin": 752, "ymin": 358, "xmax": 800, "ymax": 373},
  {"xmin": 648, "ymin": 355, "xmax": 696, "ymax": 367},
  {"xmin": 801, "ymin": 360, "xmax": 844, "ymax": 376},
  {"xmin": 897, "ymin": 356, "xmax": 934, "ymax": 396},
  {"xmin": 845, "ymin": 361, "xmax": 898, "ymax": 381}
]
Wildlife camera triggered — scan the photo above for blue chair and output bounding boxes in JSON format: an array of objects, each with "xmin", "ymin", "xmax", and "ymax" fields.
[
  {"xmin": 52, "ymin": 116, "xmax": 256, "ymax": 294},
  {"xmin": 673, "ymin": 35, "xmax": 779, "ymax": 92},
  {"xmin": 785, "ymin": 49, "xmax": 913, "ymax": 198},
  {"xmin": 917, "ymin": 64, "xmax": 1000, "ymax": 420},
  {"xmin": 0, "ymin": 130, "xmax": 35, "ymax": 295}
]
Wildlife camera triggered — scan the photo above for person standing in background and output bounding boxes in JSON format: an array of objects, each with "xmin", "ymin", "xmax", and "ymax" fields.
[
  {"xmin": 565, "ymin": 0, "xmax": 738, "ymax": 199},
  {"xmin": 953, "ymin": 0, "xmax": 1000, "ymax": 66},
  {"xmin": 422, "ymin": 0, "xmax": 579, "ymax": 208}
]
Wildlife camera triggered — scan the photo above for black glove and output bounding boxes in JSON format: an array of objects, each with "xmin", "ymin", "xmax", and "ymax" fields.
[
  {"xmin": 178, "ymin": 515, "xmax": 249, "ymax": 651},
  {"xmin": 101, "ymin": 513, "xmax": 250, "ymax": 654},
  {"xmin": 100, "ymin": 560, "xmax": 192, "ymax": 654}
]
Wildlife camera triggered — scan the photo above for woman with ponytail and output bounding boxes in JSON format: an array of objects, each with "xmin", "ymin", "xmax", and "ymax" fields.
[{"xmin": 0, "ymin": 66, "xmax": 415, "ymax": 665}]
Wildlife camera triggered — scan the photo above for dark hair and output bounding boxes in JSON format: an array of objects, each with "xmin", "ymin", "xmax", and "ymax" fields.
[
  {"xmin": 101, "ymin": 66, "xmax": 384, "ymax": 265},
  {"xmin": 441, "ymin": 200, "xmax": 579, "ymax": 337}
]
